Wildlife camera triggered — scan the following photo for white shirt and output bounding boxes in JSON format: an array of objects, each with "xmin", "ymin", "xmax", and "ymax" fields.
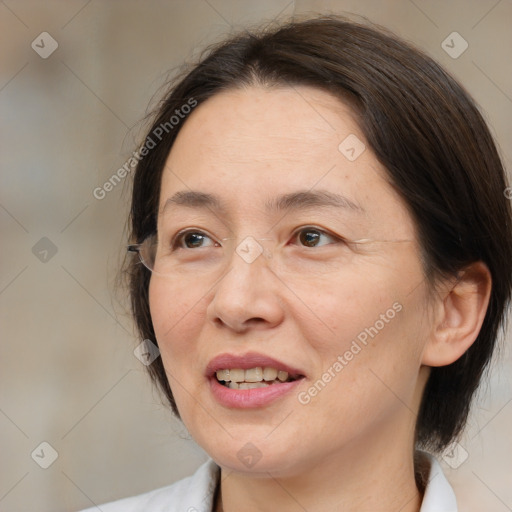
[{"xmin": 80, "ymin": 453, "xmax": 457, "ymax": 511}]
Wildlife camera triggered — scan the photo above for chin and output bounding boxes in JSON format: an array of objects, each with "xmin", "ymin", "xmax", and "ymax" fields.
[{"xmin": 199, "ymin": 435, "xmax": 304, "ymax": 477}]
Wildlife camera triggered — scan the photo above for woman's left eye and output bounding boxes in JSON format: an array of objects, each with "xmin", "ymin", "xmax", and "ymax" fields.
[
  {"xmin": 173, "ymin": 230, "xmax": 218, "ymax": 249},
  {"xmin": 292, "ymin": 227, "xmax": 340, "ymax": 248}
]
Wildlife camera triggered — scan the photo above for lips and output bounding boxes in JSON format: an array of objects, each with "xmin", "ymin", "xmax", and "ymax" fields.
[{"xmin": 206, "ymin": 352, "xmax": 306, "ymax": 408}]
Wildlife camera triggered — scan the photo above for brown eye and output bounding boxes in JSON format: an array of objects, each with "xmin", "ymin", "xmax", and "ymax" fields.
[
  {"xmin": 174, "ymin": 230, "xmax": 217, "ymax": 249},
  {"xmin": 295, "ymin": 228, "xmax": 338, "ymax": 248}
]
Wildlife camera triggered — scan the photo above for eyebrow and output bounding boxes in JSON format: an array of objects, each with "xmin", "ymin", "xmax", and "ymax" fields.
[{"xmin": 161, "ymin": 189, "xmax": 364, "ymax": 215}]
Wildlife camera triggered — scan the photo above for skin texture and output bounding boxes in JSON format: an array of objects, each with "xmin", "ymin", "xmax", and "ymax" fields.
[{"xmin": 148, "ymin": 85, "xmax": 491, "ymax": 512}]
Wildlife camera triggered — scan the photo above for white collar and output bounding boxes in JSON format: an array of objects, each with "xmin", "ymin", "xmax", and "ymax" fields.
[{"xmin": 419, "ymin": 452, "xmax": 458, "ymax": 511}]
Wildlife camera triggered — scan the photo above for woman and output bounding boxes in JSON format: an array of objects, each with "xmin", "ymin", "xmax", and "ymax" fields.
[{"xmin": 83, "ymin": 15, "xmax": 512, "ymax": 511}]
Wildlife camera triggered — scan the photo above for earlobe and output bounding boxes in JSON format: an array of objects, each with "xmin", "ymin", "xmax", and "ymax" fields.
[{"xmin": 421, "ymin": 262, "xmax": 492, "ymax": 367}]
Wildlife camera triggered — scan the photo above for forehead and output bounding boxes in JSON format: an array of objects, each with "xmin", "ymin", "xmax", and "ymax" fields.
[
  {"xmin": 159, "ymin": 86, "xmax": 415, "ymax": 239},
  {"xmin": 173, "ymin": 85, "xmax": 355, "ymax": 162}
]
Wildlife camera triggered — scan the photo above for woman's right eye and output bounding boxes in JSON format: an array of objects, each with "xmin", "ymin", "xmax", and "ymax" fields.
[{"xmin": 172, "ymin": 229, "xmax": 219, "ymax": 250}]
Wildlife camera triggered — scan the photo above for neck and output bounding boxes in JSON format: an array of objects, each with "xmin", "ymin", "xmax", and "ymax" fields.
[{"xmin": 216, "ymin": 419, "xmax": 424, "ymax": 512}]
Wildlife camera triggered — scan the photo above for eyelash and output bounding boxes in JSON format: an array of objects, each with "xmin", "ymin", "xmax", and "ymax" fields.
[{"xmin": 171, "ymin": 226, "xmax": 342, "ymax": 250}]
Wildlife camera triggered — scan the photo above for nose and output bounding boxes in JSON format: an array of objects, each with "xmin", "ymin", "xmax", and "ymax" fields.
[{"xmin": 206, "ymin": 244, "xmax": 285, "ymax": 333}]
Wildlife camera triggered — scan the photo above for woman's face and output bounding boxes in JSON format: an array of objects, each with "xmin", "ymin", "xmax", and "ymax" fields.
[{"xmin": 149, "ymin": 85, "xmax": 433, "ymax": 476}]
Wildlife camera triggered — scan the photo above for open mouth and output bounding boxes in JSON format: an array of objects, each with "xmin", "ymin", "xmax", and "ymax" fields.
[{"xmin": 216, "ymin": 367, "xmax": 303, "ymax": 390}]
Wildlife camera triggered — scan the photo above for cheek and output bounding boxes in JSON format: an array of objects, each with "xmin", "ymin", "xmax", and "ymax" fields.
[
  {"xmin": 296, "ymin": 256, "xmax": 429, "ymax": 397},
  {"xmin": 148, "ymin": 276, "xmax": 206, "ymax": 369},
  {"xmin": 283, "ymin": 263, "xmax": 406, "ymax": 351},
  {"xmin": 327, "ymin": 286, "xmax": 428, "ymax": 412},
  {"xmin": 148, "ymin": 277, "xmax": 212, "ymax": 423},
  {"xmin": 298, "ymin": 297, "xmax": 428, "ymax": 449}
]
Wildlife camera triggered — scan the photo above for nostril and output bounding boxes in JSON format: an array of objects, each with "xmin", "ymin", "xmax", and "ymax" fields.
[{"xmin": 248, "ymin": 317, "xmax": 265, "ymax": 325}]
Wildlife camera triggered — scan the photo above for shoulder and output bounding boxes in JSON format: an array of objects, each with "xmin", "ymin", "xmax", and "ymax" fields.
[
  {"xmin": 419, "ymin": 451, "xmax": 458, "ymax": 512},
  {"xmin": 78, "ymin": 459, "xmax": 219, "ymax": 512}
]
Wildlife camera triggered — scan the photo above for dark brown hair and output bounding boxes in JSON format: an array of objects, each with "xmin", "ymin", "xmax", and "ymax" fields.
[{"xmin": 125, "ymin": 15, "xmax": 512, "ymax": 453}]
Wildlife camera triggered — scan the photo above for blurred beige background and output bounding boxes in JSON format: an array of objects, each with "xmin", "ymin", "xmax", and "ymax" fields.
[{"xmin": 0, "ymin": 1, "xmax": 511, "ymax": 511}]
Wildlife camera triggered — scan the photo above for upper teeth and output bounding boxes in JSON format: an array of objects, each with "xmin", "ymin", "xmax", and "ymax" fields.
[{"xmin": 216, "ymin": 367, "xmax": 290, "ymax": 383}]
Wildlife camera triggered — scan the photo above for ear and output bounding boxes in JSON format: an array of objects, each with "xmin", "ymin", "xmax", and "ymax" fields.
[{"xmin": 422, "ymin": 262, "xmax": 492, "ymax": 367}]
